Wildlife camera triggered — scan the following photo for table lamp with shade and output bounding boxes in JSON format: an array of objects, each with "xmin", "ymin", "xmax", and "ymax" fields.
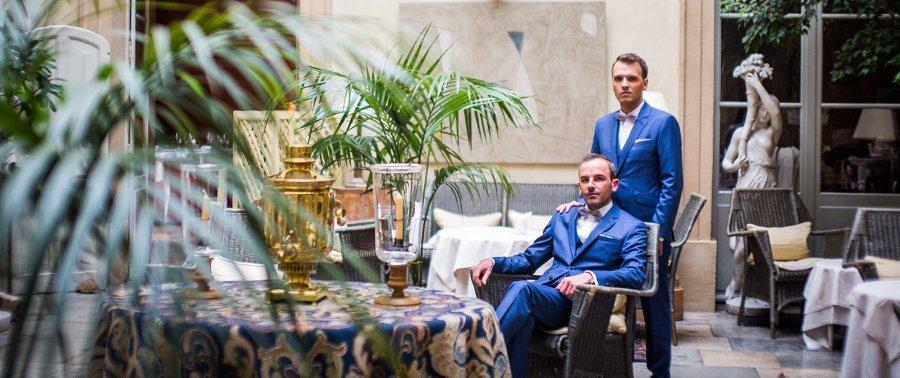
[{"xmin": 853, "ymin": 108, "xmax": 897, "ymax": 158}]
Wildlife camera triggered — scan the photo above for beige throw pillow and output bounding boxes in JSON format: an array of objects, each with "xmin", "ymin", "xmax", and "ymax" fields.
[
  {"xmin": 863, "ymin": 256, "xmax": 900, "ymax": 279},
  {"xmin": 433, "ymin": 208, "xmax": 502, "ymax": 229},
  {"xmin": 746, "ymin": 222, "xmax": 811, "ymax": 261},
  {"xmin": 607, "ymin": 294, "xmax": 628, "ymax": 334},
  {"xmin": 508, "ymin": 210, "xmax": 553, "ymax": 233}
]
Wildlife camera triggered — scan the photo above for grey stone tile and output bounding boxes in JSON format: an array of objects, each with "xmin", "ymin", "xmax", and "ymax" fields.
[
  {"xmin": 775, "ymin": 351, "xmax": 843, "ymax": 371},
  {"xmin": 710, "ymin": 317, "xmax": 802, "ymax": 340},
  {"xmin": 757, "ymin": 367, "xmax": 839, "ymax": 378},
  {"xmin": 730, "ymin": 337, "xmax": 807, "ymax": 354},
  {"xmin": 633, "ymin": 364, "xmax": 760, "ymax": 378},
  {"xmin": 671, "ymin": 347, "xmax": 703, "ymax": 367}
]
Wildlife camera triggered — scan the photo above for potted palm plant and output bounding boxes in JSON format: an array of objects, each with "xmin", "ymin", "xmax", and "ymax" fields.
[
  {"xmin": 0, "ymin": 1, "xmax": 412, "ymax": 374},
  {"xmin": 286, "ymin": 28, "xmax": 538, "ymax": 282}
]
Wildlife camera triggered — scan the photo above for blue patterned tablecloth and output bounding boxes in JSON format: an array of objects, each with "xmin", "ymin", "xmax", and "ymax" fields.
[{"xmin": 89, "ymin": 281, "xmax": 509, "ymax": 377}]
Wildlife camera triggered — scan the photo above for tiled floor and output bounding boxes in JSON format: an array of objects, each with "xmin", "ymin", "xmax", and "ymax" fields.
[
  {"xmin": 0, "ymin": 295, "xmax": 845, "ymax": 377},
  {"xmin": 633, "ymin": 309, "xmax": 844, "ymax": 377}
]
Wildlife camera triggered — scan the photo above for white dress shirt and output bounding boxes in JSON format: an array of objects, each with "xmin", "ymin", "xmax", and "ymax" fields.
[
  {"xmin": 618, "ymin": 100, "xmax": 645, "ymax": 150},
  {"xmin": 486, "ymin": 201, "xmax": 613, "ymax": 285},
  {"xmin": 577, "ymin": 201, "xmax": 613, "ymax": 284}
]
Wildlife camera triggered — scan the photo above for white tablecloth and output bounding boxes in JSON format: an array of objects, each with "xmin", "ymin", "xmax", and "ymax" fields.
[
  {"xmin": 840, "ymin": 280, "xmax": 900, "ymax": 378},
  {"xmin": 802, "ymin": 259, "xmax": 864, "ymax": 351},
  {"xmin": 426, "ymin": 226, "xmax": 550, "ymax": 297}
]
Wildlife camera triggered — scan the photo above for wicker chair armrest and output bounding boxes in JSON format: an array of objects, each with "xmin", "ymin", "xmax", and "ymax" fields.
[
  {"xmin": 726, "ymin": 229, "xmax": 757, "ymax": 238},
  {"xmin": 810, "ymin": 228, "xmax": 850, "ymax": 236},
  {"xmin": 810, "ymin": 228, "xmax": 850, "ymax": 259},
  {"xmin": 576, "ymin": 282, "xmax": 657, "ymax": 298},
  {"xmin": 843, "ymin": 260, "xmax": 879, "ymax": 281},
  {"xmin": 745, "ymin": 231, "xmax": 778, "ymax": 273}
]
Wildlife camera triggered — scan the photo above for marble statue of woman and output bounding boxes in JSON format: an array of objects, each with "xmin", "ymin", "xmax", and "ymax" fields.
[{"xmin": 722, "ymin": 54, "xmax": 782, "ymax": 301}]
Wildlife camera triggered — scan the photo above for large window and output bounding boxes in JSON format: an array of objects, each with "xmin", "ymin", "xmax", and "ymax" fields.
[
  {"xmin": 717, "ymin": 6, "xmax": 900, "ymax": 194},
  {"xmin": 820, "ymin": 17, "xmax": 900, "ymax": 194},
  {"xmin": 717, "ymin": 15, "xmax": 801, "ymax": 190}
]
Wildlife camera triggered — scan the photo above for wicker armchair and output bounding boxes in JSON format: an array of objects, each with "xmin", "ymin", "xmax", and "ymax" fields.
[
  {"xmin": 727, "ymin": 188, "xmax": 849, "ymax": 338},
  {"xmin": 506, "ymin": 183, "xmax": 581, "ymax": 220},
  {"xmin": 843, "ymin": 207, "xmax": 900, "ymax": 281},
  {"xmin": 473, "ymin": 223, "xmax": 659, "ymax": 378},
  {"xmin": 316, "ymin": 220, "xmax": 384, "ymax": 283},
  {"xmin": 668, "ymin": 193, "xmax": 707, "ymax": 346}
]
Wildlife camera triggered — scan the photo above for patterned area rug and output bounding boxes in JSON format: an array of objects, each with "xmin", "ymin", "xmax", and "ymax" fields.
[{"xmin": 634, "ymin": 317, "xmax": 647, "ymax": 362}]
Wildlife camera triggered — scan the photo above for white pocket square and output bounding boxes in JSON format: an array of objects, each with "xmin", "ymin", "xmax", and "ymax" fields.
[
  {"xmin": 599, "ymin": 234, "xmax": 615, "ymax": 239},
  {"xmin": 634, "ymin": 138, "xmax": 653, "ymax": 144}
]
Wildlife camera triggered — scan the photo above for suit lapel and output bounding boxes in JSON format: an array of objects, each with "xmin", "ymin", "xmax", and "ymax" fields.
[
  {"xmin": 574, "ymin": 205, "xmax": 621, "ymax": 260},
  {"xmin": 565, "ymin": 209, "xmax": 579, "ymax": 264},
  {"xmin": 607, "ymin": 116, "xmax": 620, "ymax": 163},
  {"xmin": 617, "ymin": 104, "xmax": 653, "ymax": 169}
]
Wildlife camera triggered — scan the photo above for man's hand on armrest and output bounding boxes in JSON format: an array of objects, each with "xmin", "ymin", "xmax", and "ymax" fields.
[
  {"xmin": 472, "ymin": 258, "xmax": 494, "ymax": 287},
  {"xmin": 555, "ymin": 200, "xmax": 583, "ymax": 213},
  {"xmin": 556, "ymin": 272, "xmax": 594, "ymax": 298}
]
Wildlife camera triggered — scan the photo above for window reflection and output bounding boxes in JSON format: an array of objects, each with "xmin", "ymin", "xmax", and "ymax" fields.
[
  {"xmin": 720, "ymin": 20, "xmax": 801, "ymax": 103},
  {"xmin": 822, "ymin": 19, "xmax": 900, "ymax": 103},
  {"xmin": 821, "ymin": 108, "xmax": 899, "ymax": 193}
]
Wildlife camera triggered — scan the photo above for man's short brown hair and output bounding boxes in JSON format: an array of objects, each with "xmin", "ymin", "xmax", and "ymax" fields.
[
  {"xmin": 580, "ymin": 153, "xmax": 618, "ymax": 180},
  {"xmin": 613, "ymin": 53, "xmax": 648, "ymax": 79}
]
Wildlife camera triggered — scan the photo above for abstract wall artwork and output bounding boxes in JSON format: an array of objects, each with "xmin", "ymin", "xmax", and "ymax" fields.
[{"xmin": 400, "ymin": 1, "xmax": 607, "ymax": 164}]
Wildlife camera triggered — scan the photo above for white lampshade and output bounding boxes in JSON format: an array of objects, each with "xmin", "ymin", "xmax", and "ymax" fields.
[{"xmin": 853, "ymin": 108, "xmax": 897, "ymax": 142}]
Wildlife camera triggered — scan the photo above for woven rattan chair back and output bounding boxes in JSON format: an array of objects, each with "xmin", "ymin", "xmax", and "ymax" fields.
[
  {"xmin": 846, "ymin": 208, "xmax": 900, "ymax": 261},
  {"xmin": 506, "ymin": 183, "xmax": 580, "ymax": 221},
  {"xmin": 668, "ymin": 193, "xmax": 707, "ymax": 345},
  {"xmin": 331, "ymin": 220, "xmax": 384, "ymax": 282},
  {"xmin": 729, "ymin": 188, "xmax": 811, "ymax": 231}
]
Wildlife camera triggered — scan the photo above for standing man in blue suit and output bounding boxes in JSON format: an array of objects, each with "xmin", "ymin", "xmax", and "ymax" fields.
[
  {"xmin": 472, "ymin": 154, "xmax": 648, "ymax": 378},
  {"xmin": 561, "ymin": 53, "xmax": 683, "ymax": 377}
]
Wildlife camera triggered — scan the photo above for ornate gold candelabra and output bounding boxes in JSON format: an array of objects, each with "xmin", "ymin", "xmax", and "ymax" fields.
[{"xmin": 265, "ymin": 145, "xmax": 337, "ymax": 303}]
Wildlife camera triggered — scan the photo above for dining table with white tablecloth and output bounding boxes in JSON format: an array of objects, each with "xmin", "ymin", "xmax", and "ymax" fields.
[
  {"xmin": 425, "ymin": 226, "xmax": 552, "ymax": 297},
  {"xmin": 802, "ymin": 259, "xmax": 864, "ymax": 351},
  {"xmin": 840, "ymin": 279, "xmax": 900, "ymax": 378}
]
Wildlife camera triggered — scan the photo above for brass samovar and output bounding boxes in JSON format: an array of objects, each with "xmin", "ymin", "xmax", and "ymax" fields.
[{"xmin": 265, "ymin": 145, "xmax": 337, "ymax": 302}]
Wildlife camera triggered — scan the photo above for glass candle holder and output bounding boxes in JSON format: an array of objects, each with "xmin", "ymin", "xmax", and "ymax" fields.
[{"xmin": 371, "ymin": 163, "xmax": 425, "ymax": 306}]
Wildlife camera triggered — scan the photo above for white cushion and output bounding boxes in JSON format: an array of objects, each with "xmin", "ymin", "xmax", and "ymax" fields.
[
  {"xmin": 508, "ymin": 210, "xmax": 553, "ymax": 233},
  {"xmin": 864, "ymin": 256, "xmax": 900, "ymax": 279},
  {"xmin": 774, "ymin": 257, "xmax": 824, "ymax": 271},
  {"xmin": 433, "ymin": 208, "xmax": 502, "ymax": 229}
]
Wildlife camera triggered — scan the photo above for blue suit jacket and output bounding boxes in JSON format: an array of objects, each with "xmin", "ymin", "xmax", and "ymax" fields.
[
  {"xmin": 492, "ymin": 204, "xmax": 647, "ymax": 289},
  {"xmin": 591, "ymin": 103, "xmax": 683, "ymax": 240}
]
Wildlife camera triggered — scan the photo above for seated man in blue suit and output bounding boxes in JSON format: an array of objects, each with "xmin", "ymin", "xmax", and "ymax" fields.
[{"xmin": 471, "ymin": 153, "xmax": 648, "ymax": 378}]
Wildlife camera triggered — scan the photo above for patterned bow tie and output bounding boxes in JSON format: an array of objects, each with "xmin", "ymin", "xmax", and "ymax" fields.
[
  {"xmin": 615, "ymin": 111, "xmax": 637, "ymax": 123},
  {"xmin": 577, "ymin": 206, "xmax": 604, "ymax": 221}
]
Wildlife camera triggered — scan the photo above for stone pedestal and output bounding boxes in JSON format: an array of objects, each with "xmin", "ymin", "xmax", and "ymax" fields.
[{"xmin": 725, "ymin": 296, "xmax": 770, "ymax": 317}]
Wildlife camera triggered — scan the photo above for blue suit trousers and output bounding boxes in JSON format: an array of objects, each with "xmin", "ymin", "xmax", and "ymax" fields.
[
  {"xmin": 496, "ymin": 281, "xmax": 572, "ymax": 378},
  {"xmin": 641, "ymin": 246, "xmax": 672, "ymax": 377}
]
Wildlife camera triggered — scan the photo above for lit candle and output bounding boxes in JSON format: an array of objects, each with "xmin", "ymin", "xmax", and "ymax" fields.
[
  {"xmin": 201, "ymin": 191, "xmax": 211, "ymax": 221},
  {"xmin": 217, "ymin": 169, "xmax": 227, "ymax": 204},
  {"xmin": 393, "ymin": 192, "xmax": 404, "ymax": 241}
]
